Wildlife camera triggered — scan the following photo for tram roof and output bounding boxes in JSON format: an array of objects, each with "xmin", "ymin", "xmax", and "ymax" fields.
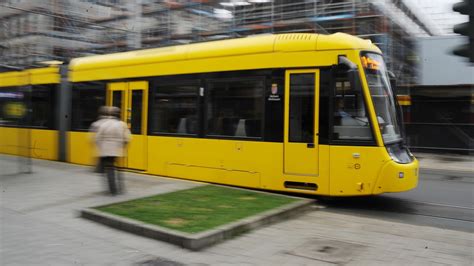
[
  {"xmin": 0, "ymin": 66, "xmax": 59, "ymax": 87},
  {"xmin": 69, "ymin": 33, "xmax": 380, "ymax": 72}
]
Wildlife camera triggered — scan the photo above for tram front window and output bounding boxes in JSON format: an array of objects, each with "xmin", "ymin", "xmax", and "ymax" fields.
[{"xmin": 361, "ymin": 52, "xmax": 402, "ymax": 144}]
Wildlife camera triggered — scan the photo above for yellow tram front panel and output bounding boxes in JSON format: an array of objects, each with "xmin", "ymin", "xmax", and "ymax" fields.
[
  {"xmin": 373, "ymin": 157, "xmax": 419, "ymax": 194},
  {"xmin": 329, "ymin": 146, "xmax": 386, "ymax": 196}
]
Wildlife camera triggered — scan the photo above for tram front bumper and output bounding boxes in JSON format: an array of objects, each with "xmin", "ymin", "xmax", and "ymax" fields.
[{"xmin": 372, "ymin": 159, "xmax": 419, "ymax": 194}]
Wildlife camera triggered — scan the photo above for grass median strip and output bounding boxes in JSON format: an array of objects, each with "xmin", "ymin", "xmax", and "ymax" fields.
[{"xmin": 95, "ymin": 185, "xmax": 298, "ymax": 234}]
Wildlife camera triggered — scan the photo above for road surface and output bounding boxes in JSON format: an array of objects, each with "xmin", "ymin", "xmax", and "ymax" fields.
[{"xmin": 318, "ymin": 169, "xmax": 474, "ymax": 232}]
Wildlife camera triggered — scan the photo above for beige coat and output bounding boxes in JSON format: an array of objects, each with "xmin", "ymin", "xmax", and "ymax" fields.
[
  {"xmin": 89, "ymin": 116, "xmax": 109, "ymax": 133},
  {"xmin": 95, "ymin": 118, "xmax": 131, "ymax": 157}
]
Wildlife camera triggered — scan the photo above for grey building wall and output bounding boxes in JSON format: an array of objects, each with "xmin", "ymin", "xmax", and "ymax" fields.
[{"xmin": 418, "ymin": 36, "xmax": 474, "ymax": 85}]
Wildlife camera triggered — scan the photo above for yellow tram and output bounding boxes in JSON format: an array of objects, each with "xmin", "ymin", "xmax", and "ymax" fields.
[
  {"xmin": 1, "ymin": 33, "xmax": 418, "ymax": 196},
  {"xmin": 0, "ymin": 66, "xmax": 60, "ymax": 160}
]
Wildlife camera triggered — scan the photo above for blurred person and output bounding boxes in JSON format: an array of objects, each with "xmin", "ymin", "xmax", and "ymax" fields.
[
  {"xmin": 90, "ymin": 106, "xmax": 110, "ymax": 133},
  {"xmin": 334, "ymin": 98, "xmax": 351, "ymax": 120},
  {"xmin": 90, "ymin": 106, "xmax": 110, "ymax": 174},
  {"xmin": 94, "ymin": 106, "xmax": 131, "ymax": 195}
]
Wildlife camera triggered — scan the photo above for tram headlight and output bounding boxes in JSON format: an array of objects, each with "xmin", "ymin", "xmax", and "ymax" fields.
[
  {"xmin": 387, "ymin": 146, "xmax": 399, "ymax": 162},
  {"xmin": 386, "ymin": 144, "xmax": 413, "ymax": 164}
]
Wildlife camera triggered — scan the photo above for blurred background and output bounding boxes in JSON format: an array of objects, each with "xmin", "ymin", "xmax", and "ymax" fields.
[{"xmin": 0, "ymin": 0, "xmax": 472, "ymax": 155}]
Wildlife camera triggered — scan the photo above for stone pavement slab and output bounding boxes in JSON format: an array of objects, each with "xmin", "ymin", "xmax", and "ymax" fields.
[
  {"xmin": 1, "ymin": 157, "xmax": 473, "ymax": 265},
  {"xmin": 415, "ymin": 152, "xmax": 473, "ymax": 173}
]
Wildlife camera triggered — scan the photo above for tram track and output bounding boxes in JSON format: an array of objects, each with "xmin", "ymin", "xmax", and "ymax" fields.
[
  {"xmin": 379, "ymin": 197, "xmax": 474, "ymax": 222},
  {"xmin": 317, "ymin": 195, "xmax": 474, "ymax": 232}
]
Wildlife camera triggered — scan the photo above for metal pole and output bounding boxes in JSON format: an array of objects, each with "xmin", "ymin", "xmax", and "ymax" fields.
[
  {"xmin": 20, "ymin": 71, "xmax": 32, "ymax": 174},
  {"xmin": 58, "ymin": 64, "xmax": 70, "ymax": 162}
]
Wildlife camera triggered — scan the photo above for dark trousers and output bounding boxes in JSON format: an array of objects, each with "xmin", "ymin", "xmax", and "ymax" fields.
[{"xmin": 100, "ymin": 156, "xmax": 123, "ymax": 195}]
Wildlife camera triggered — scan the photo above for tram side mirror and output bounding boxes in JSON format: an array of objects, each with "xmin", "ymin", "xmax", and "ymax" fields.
[{"xmin": 337, "ymin": 56, "xmax": 357, "ymax": 71}]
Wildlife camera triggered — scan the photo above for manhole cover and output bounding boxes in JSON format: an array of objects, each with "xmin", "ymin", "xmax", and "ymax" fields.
[{"xmin": 287, "ymin": 239, "xmax": 367, "ymax": 264}]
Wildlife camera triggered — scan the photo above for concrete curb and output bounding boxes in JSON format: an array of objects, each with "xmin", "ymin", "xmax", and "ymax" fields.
[{"xmin": 81, "ymin": 198, "xmax": 315, "ymax": 251}]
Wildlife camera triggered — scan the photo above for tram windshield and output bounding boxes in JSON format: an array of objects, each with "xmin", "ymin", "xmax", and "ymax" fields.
[{"xmin": 361, "ymin": 52, "xmax": 402, "ymax": 144}]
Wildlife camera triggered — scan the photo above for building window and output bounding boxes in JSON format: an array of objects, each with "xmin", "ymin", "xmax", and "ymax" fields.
[
  {"xmin": 206, "ymin": 77, "xmax": 264, "ymax": 138},
  {"xmin": 149, "ymin": 82, "xmax": 199, "ymax": 135}
]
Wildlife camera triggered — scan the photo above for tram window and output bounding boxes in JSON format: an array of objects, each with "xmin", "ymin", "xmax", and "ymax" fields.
[
  {"xmin": 332, "ymin": 71, "xmax": 373, "ymax": 141},
  {"xmin": 149, "ymin": 83, "xmax": 198, "ymax": 135},
  {"xmin": 130, "ymin": 90, "xmax": 143, "ymax": 134},
  {"xmin": 71, "ymin": 83, "xmax": 106, "ymax": 131},
  {"xmin": 289, "ymin": 73, "xmax": 314, "ymax": 143},
  {"xmin": 0, "ymin": 87, "xmax": 23, "ymax": 126},
  {"xmin": 206, "ymin": 78, "xmax": 264, "ymax": 138},
  {"xmin": 0, "ymin": 85, "xmax": 56, "ymax": 129},
  {"xmin": 112, "ymin": 91, "xmax": 122, "ymax": 114},
  {"xmin": 28, "ymin": 85, "xmax": 57, "ymax": 129}
]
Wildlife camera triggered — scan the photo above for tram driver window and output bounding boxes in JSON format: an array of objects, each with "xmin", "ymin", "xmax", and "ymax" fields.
[{"xmin": 332, "ymin": 71, "xmax": 373, "ymax": 141}]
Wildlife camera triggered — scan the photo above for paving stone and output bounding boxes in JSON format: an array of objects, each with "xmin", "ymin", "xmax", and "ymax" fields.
[{"xmin": 1, "ymin": 157, "xmax": 473, "ymax": 265}]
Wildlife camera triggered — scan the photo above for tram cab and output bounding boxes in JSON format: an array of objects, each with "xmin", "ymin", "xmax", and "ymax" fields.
[{"xmin": 325, "ymin": 52, "xmax": 418, "ymax": 195}]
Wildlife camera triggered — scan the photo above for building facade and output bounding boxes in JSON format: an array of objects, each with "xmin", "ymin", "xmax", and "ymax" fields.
[{"xmin": 1, "ymin": 0, "xmax": 437, "ymax": 85}]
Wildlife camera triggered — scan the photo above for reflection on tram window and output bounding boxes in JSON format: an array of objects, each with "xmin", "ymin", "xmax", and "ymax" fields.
[
  {"xmin": 332, "ymin": 72, "xmax": 373, "ymax": 141},
  {"xmin": 29, "ymin": 85, "xmax": 56, "ymax": 129},
  {"xmin": 0, "ymin": 85, "xmax": 56, "ymax": 129},
  {"xmin": 207, "ymin": 78, "xmax": 263, "ymax": 138},
  {"xmin": 71, "ymin": 83, "xmax": 106, "ymax": 131},
  {"xmin": 0, "ymin": 87, "xmax": 24, "ymax": 126},
  {"xmin": 150, "ymin": 82, "xmax": 198, "ymax": 135}
]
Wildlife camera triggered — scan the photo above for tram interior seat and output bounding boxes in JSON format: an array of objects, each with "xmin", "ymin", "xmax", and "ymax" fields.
[
  {"xmin": 209, "ymin": 117, "xmax": 260, "ymax": 137},
  {"xmin": 235, "ymin": 119, "xmax": 246, "ymax": 137},
  {"xmin": 177, "ymin": 118, "xmax": 187, "ymax": 134},
  {"xmin": 177, "ymin": 116, "xmax": 197, "ymax": 134}
]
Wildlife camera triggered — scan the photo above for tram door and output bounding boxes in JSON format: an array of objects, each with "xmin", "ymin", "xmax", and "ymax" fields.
[
  {"xmin": 107, "ymin": 81, "xmax": 148, "ymax": 170},
  {"xmin": 284, "ymin": 70, "xmax": 319, "ymax": 176}
]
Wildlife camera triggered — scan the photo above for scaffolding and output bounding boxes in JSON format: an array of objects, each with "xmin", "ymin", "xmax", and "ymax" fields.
[{"xmin": 0, "ymin": 0, "xmax": 437, "ymax": 84}]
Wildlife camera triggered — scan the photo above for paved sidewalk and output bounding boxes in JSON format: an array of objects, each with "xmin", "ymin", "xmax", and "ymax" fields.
[
  {"xmin": 415, "ymin": 152, "xmax": 473, "ymax": 173},
  {"xmin": 1, "ymin": 157, "xmax": 473, "ymax": 265}
]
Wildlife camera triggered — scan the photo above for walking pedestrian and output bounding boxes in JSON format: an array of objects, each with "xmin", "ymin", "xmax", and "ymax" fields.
[
  {"xmin": 90, "ymin": 106, "xmax": 111, "ymax": 174},
  {"xmin": 94, "ymin": 106, "xmax": 131, "ymax": 195}
]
